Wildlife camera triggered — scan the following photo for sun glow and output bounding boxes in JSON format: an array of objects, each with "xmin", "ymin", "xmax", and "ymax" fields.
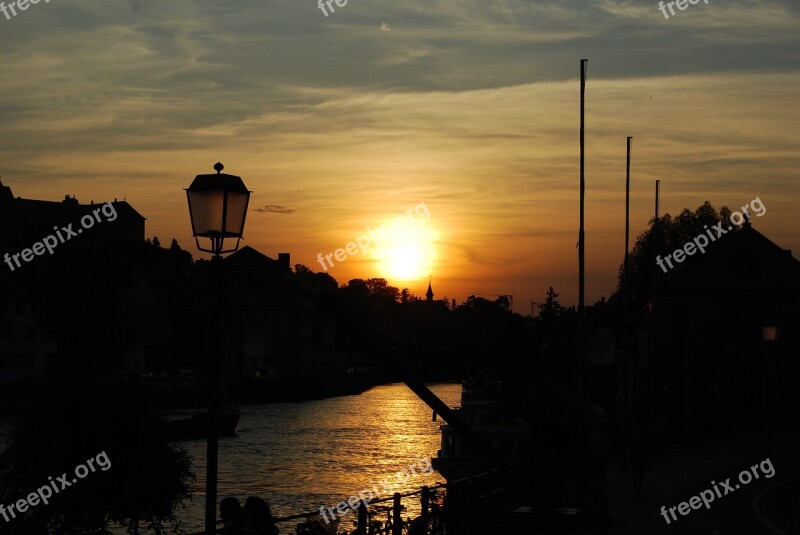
[{"xmin": 371, "ymin": 222, "xmax": 437, "ymax": 282}]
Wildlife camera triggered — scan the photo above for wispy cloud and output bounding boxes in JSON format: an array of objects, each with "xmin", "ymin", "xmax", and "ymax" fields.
[
  {"xmin": 1, "ymin": 0, "xmax": 799, "ymax": 305},
  {"xmin": 253, "ymin": 205, "xmax": 295, "ymax": 214}
]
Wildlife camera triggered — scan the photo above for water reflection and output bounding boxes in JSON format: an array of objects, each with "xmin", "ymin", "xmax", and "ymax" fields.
[{"xmin": 174, "ymin": 383, "xmax": 461, "ymax": 534}]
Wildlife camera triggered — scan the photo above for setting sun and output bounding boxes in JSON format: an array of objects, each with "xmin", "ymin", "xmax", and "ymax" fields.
[{"xmin": 372, "ymin": 222, "xmax": 437, "ymax": 282}]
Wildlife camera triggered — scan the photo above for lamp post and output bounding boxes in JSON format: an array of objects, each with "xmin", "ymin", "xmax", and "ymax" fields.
[
  {"xmin": 762, "ymin": 324, "xmax": 778, "ymax": 456},
  {"xmin": 186, "ymin": 162, "xmax": 251, "ymax": 256},
  {"xmin": 185, "ymin": 162, "xmax": 251, "ymax": 535},
  {"xmin": 762, "ymin": 326, "xmax": 778, "ymax": 342}
]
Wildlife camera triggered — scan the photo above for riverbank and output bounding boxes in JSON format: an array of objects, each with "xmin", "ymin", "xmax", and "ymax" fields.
[
  {"xmin": 0, "ymin": 370, "xmax": 463, "ymax": 418},
  {"xmin": 0, "ymin": 383, "xmax": 463, "ymax": 534},
  {"xmin": 604, "ymin": 417, "xmax": 800, "ymax": 534},
  {"xmin": 171, "ymin": 383, "xmax": 462, "ymax": 534}
]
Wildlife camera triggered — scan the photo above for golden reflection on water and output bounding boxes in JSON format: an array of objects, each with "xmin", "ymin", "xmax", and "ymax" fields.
[{"xmin": 172, "ymin": 383, "xmax": 462, "ymax": 534}]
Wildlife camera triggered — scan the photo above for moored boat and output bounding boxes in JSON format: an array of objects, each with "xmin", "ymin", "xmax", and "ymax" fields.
[
  {"xmin": 431, "ymin": 380, "xmax": 530, "ymax": 480},
  {"xmin": 164, "ymin": 406, "xmax": 241, "ymax": 440}
]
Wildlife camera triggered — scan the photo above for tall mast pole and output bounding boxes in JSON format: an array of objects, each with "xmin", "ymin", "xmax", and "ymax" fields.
[
  {"xmin": 622, "ymin": 137, "xmax": 632, "ymax": 417},
  {"xmin": 655, "ymin": 180, "xmax": 660, "ymax": 222},
  {"xmin": 624, "ymin": 136, "xmax": 632, "ymax": 324},
  {"xmin": 579, "ymin": 59, "xmax": 587, "ymax": 316},
  {"xmin": 650, "ymin": 179, "xmax": 660, "ymax": 418}
]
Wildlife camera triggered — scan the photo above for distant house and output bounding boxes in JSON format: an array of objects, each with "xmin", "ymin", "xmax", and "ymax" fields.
[
  {"xmin": 0, "ymin": 179, "xmax": 145, "ymax": 249},
  {"xmin": 636, "ymin": 221, "xmax": 800, "ymax": 428},
  {"xmin": 118, "ymin": 278, "xmax": 172, "ymax": 375},
  {"xmin": 0, "ymin": 296, "xmax": 57, "ymax": 386},
  {"xmin": 0, "ymin": 180, "xmax": 148, "ymax": 380},
  {"xmin": 220, "ymin": 247, "xmax": 336, "ymax": 381}
]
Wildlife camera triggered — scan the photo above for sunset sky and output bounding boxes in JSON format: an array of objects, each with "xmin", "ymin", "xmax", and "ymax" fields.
[{"xmin": 2, "ymin": 0, "xmax": 799, "ymax": 312}]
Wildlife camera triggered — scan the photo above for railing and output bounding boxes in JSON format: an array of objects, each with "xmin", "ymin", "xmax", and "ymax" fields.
[{"xmin": 188, "ymin": 465, "xmax": 512, "ymax": 535}]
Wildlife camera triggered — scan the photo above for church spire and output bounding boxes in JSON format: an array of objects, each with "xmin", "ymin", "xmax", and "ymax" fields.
[{"xmin": 426, "ymin": 276, "xmax": 434, "ymax": 303}]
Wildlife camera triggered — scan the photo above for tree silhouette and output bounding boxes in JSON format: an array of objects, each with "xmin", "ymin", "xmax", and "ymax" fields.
[
  {"xmin": 294, "ymin": 264, "xmax": 338, "ymax": 293},
  {"xmin": 364, "ymin": 278, "xmax": 400, "ymax": 302},
  {"xmin": 538, "ymin": 287, "xmax": 566, "ymax": 324},
  {"xmin": 618, "ymin": 201, "xmax": 734, "ymax": 310},
  {"xmin": 0, "ymin": 383, "xmax": 194, "ymax": 534}
]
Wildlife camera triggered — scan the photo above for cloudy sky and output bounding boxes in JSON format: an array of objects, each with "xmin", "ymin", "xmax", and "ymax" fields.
[{"xmin": 2, "ymin": 0, "xmax": 799, "ymax": 311}]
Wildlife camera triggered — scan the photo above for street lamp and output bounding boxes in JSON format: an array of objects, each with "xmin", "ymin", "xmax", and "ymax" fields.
[
  {"xmin": 186, "ymin": 162, "xmax": 251, "ymax": 257},
  {"xmin": 761, "ymin": 323, "xmax": 778, "ymax": 456},
  {"xmin": 185, "ymin": 163, "xmax": 251, "ymax": 535},
  {"xmin": 762, "ymin": 325, "xmax": 779, "ymax": 342}
]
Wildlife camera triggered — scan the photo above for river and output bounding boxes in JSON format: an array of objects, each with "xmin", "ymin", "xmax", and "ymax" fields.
[{"xmin": 171, "ymin": 382, "xmax": 462, "ymax": 534}]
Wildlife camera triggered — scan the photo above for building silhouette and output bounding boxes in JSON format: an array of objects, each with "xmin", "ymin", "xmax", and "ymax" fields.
[
  {"xmin": 0, "ymin": 179, "xmax": 146, "ymax": 248},
  {"xmin": 615, "ymin": 220, "xmax": 800, "ymax": 428},
  {"xmin": 0, "ymin": 180, "xmax": 148, "ymax": 392}
]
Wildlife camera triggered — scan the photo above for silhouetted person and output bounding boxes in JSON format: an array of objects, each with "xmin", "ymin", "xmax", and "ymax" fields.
[
  {"xmin": 244, "ymin": 496, "xmax": 279, "ymax": 535},
  {"xmin": 619, "ymin": 415, "xmax": 631, "ymax": 475},
  {"xmin": 221, "ymin": 496, "xmax": 278, "ymax": 535},
  {"xmin": 629, "ymin": 423, "xmax": 648, "ymax": 497},
  {"xmin": 587, "ymin": 421, "xmax": 613, "ymax": 485},
  {"xmin": 221, "ymin": 497, "xmax": 244, "ymax": 532}
]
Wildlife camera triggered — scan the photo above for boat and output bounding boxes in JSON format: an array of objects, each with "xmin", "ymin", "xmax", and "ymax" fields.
[
  {"xmin": 431, "ymin": 376, "xmax": 606, "ymax": 480},
  {"xmin": 431, "ymin": 380, "xmax": 530, "ymax": 481},
  {"xmin": 163, "ymin": 406, "xmax": 241, "ymax": 440}
]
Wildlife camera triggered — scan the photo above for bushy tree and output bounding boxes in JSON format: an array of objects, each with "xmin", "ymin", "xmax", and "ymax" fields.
[
  {"xmin": 538, "ymin": 287, "xmax": 566, "ymax": 324},
  {"xmin": 364, "ymin": 278, "xmax": 400, "ymax": 302},
  {"xmin": 0, "ymin": 383, "xmax": 194, "ymax": 534},
  {"xmin": 293, "ymin": 264, "xmax": 338, "ymax": 293},
  {"xmin": 619, "ymin": 201, "xmax": 734, "ymax": 309}
]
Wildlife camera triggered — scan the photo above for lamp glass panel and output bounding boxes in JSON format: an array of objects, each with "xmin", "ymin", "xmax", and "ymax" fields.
[
  {"xmin": 188, "ymin": 190, "xmax": 225, "ymax": 235},
  {"xmin": 224, "ymin": 190, "xmax": 249, "ymax": 236},
  {"xmin": 762, "ymin": 326, "xmax": 778, "ymax": 342}
]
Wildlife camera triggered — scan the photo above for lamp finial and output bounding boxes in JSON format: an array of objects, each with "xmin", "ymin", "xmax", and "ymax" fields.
[{"xmin": 214, "ymin": 162, "xmax": 224, "ymax": 174}]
